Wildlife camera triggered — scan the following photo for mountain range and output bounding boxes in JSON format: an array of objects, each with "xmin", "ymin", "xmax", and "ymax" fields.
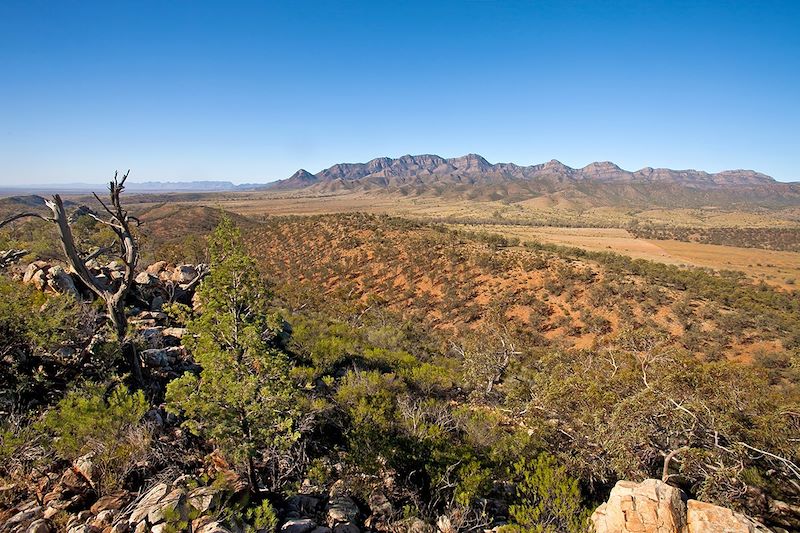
[
  {"xmin": 265, "ymin": 154, "xmax": 800, "ymax": 209},
  {"xmin": 3, "ymin": 155, "xmax": 798, "ymax": 209}
]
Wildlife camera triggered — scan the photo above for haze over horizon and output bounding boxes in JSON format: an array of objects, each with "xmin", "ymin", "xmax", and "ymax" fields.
[{"xmin": 1, "ymin": 1, "xmax": 799, "ymax": 186}]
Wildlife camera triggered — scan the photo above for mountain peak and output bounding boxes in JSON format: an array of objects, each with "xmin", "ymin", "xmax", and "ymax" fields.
[
  {"xmin": 289, "ymin": 169, "xmax": 315, "ymax": 180},
  {"xmin": 580, "ymin": 161, "xmax": 625, "ymax": 179},
  {"xmin": 543, "ymin": 159, "xmax": 573, "ymax": 172},
  {"xmin": 448, "ymin": 153, "xmax": 491, "ymax": 171}
]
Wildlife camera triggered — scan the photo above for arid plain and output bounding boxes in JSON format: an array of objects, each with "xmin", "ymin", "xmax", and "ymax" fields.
[{"xmin": 125, "ymin": 190, "xmax": 800, "ymax": 290}]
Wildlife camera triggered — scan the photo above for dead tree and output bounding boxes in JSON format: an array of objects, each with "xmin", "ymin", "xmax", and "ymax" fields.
[
  {"xmin": 0, "ymin": 249, "xmax": 28, "ymax": 268},
  {"xmin": 0, "ymin": 171, "xmax": 143, "ymax": 385}
]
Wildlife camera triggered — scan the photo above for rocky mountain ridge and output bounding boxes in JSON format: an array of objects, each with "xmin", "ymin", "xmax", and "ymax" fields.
[
  {"xmin": 266, "ymin": 154, "xmax": 800, "ymax": 208},
  {"xmin": 269, "ymin": 154, "xmax": 782, "ymax": 189}
]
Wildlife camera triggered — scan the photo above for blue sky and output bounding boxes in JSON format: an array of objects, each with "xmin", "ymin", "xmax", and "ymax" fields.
[{"xmin": 1, "ymin": 1, "xmax": 798, "ymax": 185}]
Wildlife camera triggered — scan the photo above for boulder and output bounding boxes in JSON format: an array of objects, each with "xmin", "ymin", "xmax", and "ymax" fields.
[
  {"xmin": 48, "ymin": 265, "xmax": 79, "ymax": 297},
  {"xmin": 135, "ymin": 272, "xmax": 157, "ymax": 286},
  {"xmin": 65, "ymin": 510, "xmax": 92, "ymax": 531},
  {"xmin": 195, "ymin": 521, "xmax": 232, "ymax": 533},
  {"xmin": 74, "ymin": 454, "xmax": 98, "ymax": 488},
  {"xmin": 591, "ymin": 480, "xmax": 770, "ymax": 533},
  {"xmin": 42, "ymin": 467, "xmax": 95, "ymax": 512},
  {"xmin": 146, "ymin": 487, "xmax": 186, "ymax": 524},
  {"xmin": 141, "ymin": 348, "xmax": 169, "ymax": 368},
  {"xmin": 327, "ymin": 496, "xmax": 359, "ymax": 528},
  {"xmin": 162, "ymin": 327, "xmax": 187, "ymax": 340},
  {"xmin": 23, "ymin": 262, "xmax": 46, "ymax": 284},
  {"xmin": 92, "ymin": 509, "xmax": 115, "ymax": 526},
  {"xmin": 591, "ymin": 479, "xmax": 686, "ymax": 533},
  {"xmin": 687, "ymin": 500, "xmax": 768, "ymax": 533},
  {"xmin": 128, "ymin": 483, "xmax": 169, "ymax": 525},
  {"xmin": 91, "ymin": 490, "xmax": 131, "ymax": 514},
  {"xmin": 172, "ymin": 265, "xmax": 198, "ymax": 284},
  {"xmin": 2, "ymin": 503, "xmax": 42, "ymax": 532},
  {"xmin": 146, "ymin": 261, "xmax": 168, "ymax": 275},
  {"xmin": 282, "ymin": 519, "xmax": 317, "ymax": 533},
  {"xmin": 186, "ymin": 486, "xmax": 224, "ymax": 514},
  {"xmin": 26, "ymin": 518, "xmax": 53, "ymax": 533},
  {"xmin": 31, "ymin": 269, "xmax": 48, "ymax": 291},
  {"xmin": 149, "ymin": 295, "xmax": 164, "ymax": 311},
  {"xmin": 286, "ymin": 494, "xmax": 323, "ymax": 516}
]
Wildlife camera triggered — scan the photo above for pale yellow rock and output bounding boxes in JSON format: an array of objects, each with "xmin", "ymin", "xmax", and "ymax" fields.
[
  {"xmin": 591, "ymin": 479, "xmax": 686, "ymax": 533},
  {"xmin": 591, "ymin": 480, "xmax": 771, "ymax": 533},
  {"xmin": 686, "ymin": 500, "xmax": 764, "ymax": 533}
]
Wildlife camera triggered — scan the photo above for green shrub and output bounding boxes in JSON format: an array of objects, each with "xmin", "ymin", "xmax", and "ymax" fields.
[
  {"xmin": 0, "ymin": 276, "xmax": 99, "ymax": 413},
  {"xmin": 247, "ymin": 499, "xmax": 279, "ymax": 532},
  {"xmin": 166, "ymin": 217, "xmax": 301, "ymax": 491},
  {"xmin": 503, "ymin": 454, "xmax": 589, "ymax": 533},
  {"xmin": 40, "ymin": 382, "xmax": 150, "ymax": 494}
]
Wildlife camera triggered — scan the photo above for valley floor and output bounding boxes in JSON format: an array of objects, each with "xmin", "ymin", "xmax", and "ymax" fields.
[{"xmin": 120, "ymin": 190, "xmax": 800, "ymax": 290}]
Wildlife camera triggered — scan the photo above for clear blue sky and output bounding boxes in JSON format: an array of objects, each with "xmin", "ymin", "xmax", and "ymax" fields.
[{"xmin": 1, "ymin": 0, "xmax": 798, "ymax": 185}]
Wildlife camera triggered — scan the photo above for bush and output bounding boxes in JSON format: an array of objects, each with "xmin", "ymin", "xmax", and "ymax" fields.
[
  {"xmin": 502, "ymin": 454, "xmax": 589, "ymax": 533},
  {"xmin": 0, "ymin": 276, "xmax": 99, "ymax": 414},
  {"xmin": 40, "ymin": 382, "xmax": 151, "ymax": 494},
  {"xmin": 247, "ymin": 499, "xmax": 279, "ymax": 532}
]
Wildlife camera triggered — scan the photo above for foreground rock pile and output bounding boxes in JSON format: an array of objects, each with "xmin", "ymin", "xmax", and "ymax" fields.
[
  {"xmin": 591, "ymin": 479, "xmax": 773, "ymax": 533},
  {"xmin": 3, "ymin": 475, "xmax": 776, "ymax": 533},
  {"xmin": 0, "ymin": 458, "xmax": 412, "ymax": 533},
  {"xmin": 19, "ymin": 260, "xmax": 208, "ymax": 310}
]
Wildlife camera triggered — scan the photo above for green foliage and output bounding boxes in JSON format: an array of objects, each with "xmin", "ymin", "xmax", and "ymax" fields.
[
  {"xmin": 40, "ymin": 382, "xmax": 150, "ymax": 493},
  {"xmin": 502, "ymin": 454, "xmax": 589, "ymax": 533},
  {"xmin": 162, "ymin": 302, "xmax": 194, "ymax": 327},
  {"xmin": 454, "ymin": 460, "xmax": 492, "ymax": 507},
  {"xmin": 247, "ymin": 499, "xmax": 279, "ymax": 532},
  {"xmin": 335, "ymin": 369, "xmax": 405, "ymax": 470},
  {"xmin": 166, "ymin": 217, "xmax": 300, "ymax": 489},
  {"xmin": 0, "ymin": 276, "xmax": 99, "ymax": 413},
  {"xmin": 404, "ymin": 361, "xmax": 455, "ymax": 395}
]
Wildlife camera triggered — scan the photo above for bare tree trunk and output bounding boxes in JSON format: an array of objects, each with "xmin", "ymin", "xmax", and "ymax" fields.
[
  {"xmin": 107, "ymin": 299, "xmax": 143, "ymax": 387},
  {"xmin": 0, "ymin": 171, "xmax": 144, "ymax": 386},
  {"xmin": 662, "ymin": 446, "xmax": 689, "ymax": 482},
  {"xmin": 247, "ymin": 455, "xmax": 258, "ymax": 493}
]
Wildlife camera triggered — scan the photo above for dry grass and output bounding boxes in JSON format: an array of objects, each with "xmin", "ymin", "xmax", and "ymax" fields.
[{"xmin": 447, "ymin": 224, "xmax": 800, "ymax": 290}]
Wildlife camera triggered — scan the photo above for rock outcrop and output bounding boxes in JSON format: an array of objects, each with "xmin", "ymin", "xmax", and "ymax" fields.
[
  {"xmin": 18, "ymin": 260, "xmax": 207, "ymax": 311},
  {"xmin": 591, "ymin": 479, "xmax": 772, "ymax": 533}
]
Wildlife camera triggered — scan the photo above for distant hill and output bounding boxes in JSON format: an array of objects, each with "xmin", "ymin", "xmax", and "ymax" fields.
[
  {"xmin": 265, "ymin": 154, "xmax": 800, "ymax": 209},
  {"xmin": 0, "ymin": 194, "xmax": 79, "ymax": 220}
]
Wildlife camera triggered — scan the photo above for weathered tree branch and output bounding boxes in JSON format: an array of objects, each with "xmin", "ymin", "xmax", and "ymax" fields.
[
  {"xmin": 0, "ymin": 171, "xmax": 143, "ymax": 385},
  {"xmin": 662, "ymin": 446, "xmax": 690, "ymax": 482},
  {"xmin": 0, "ymin": 212, "xmax": 54, "ymax": 229},
  {"xmin": 0, "ymin": 249, "xmax": 28, "ymax": 268}
]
